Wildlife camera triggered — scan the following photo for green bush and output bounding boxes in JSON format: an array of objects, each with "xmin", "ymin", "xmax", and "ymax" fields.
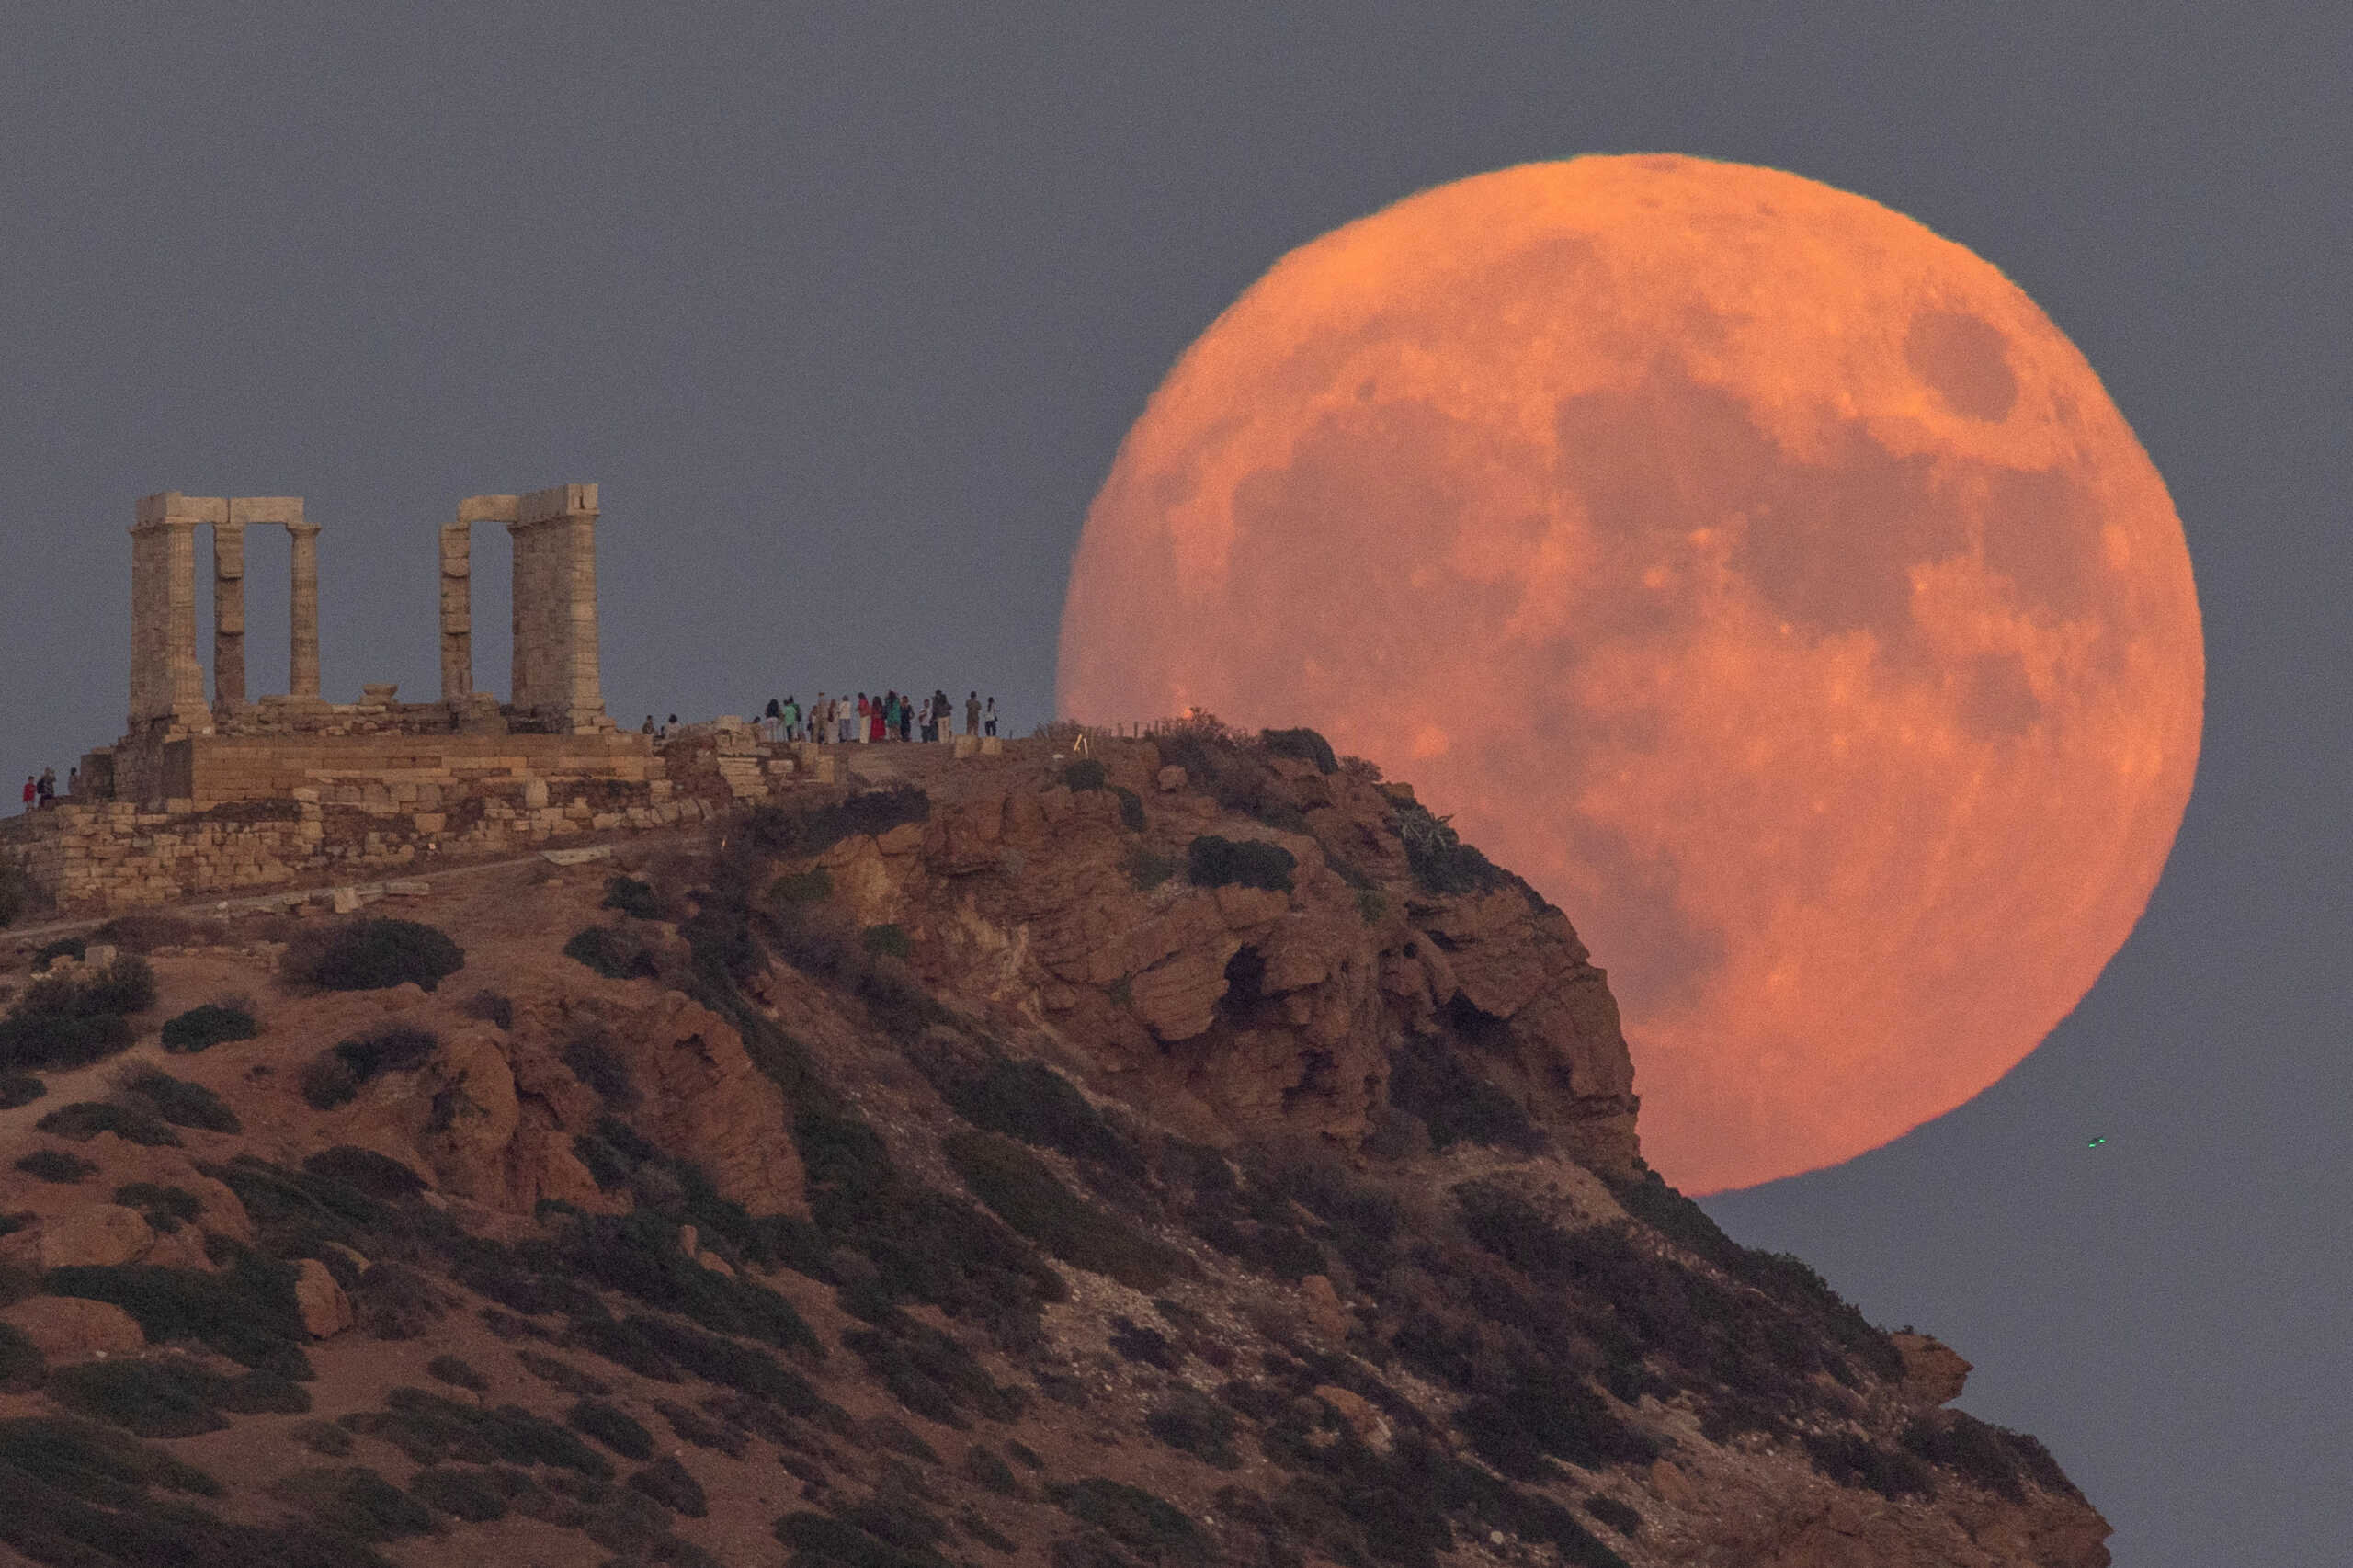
[
  {"xmin": 746, "ymin": 786, "xmax": 932, "ymax": 857},
  {"xmin": 517, "ymin": 1350, "xmax": 610, "ymax": 1397},
  {"xmin": 1392, "ymin": 801, "xmax": 1519, "ymax": 898},
  {"xmin": 1357, "ymin": 889, "xmax": 1388, "ymax": 924},
  {"xmin": 0, "ymin": 1322, "xmax": 42, "ymax": 1392},
  {"xmin": 771, "ymin": 866, "xmax": 834, "ymax": 904},
  {"xmin": 1052, "ymin": 1478, "xmax": 1211, "ymax": 1566},
  {"xmin": 564, "ymin": 925, "xmax": 660, "ymax": 981},
  {"xmin": 1064, "ymin": 757, "xmax": 1108, "ymax": 792},
  {"xmin": 1124, "ymin": 847, "xmax": 1176, "ymax": 892},
  {"xmin": 0, "ymin": 861, "xmax": 34, "ymax": 927},
  {"xmin": 1584, "ymin": 1494, "xmax": 1643, "ymax": 1537},
  {"xmin": 426, "ymin": 1354, "xmax": 490, "ymax": 1393},
  {"xmin": 45, "ymin": 1358, "xmax": 242, "ymax": 1437},
  {"xmin": 459, "ymin": 988, "xmax": 515, "ymax": 1028},
  {"xmin": 629, "ymin": 1454, "xmax": 709, "ymax": 1517},
  {"xmin": 945, "ymin": 1130, "xmax": 1184, "ymax": 1291},
  {"xmin": 1900, "ymin": 1410, "xmax": 2077, "ymax": 1502},
  {"xmin": 964, "ymin": 1443, "xmax": 1020, "ymax": 1495},
  {"xmin": 0, "ymin": 1070, "xmax": 45, "ymax": 1108},
  {"xmin": 271, "ymin": 1465, "xmax": 437, "ymax": 1540},
  {"xmin": 409, "ymin": 1463, "xmax": 510, "ymax": 1522},
  {"xmin": 303, "ymin": 1025, "xmax": 441, "ymax": 1108},
  {"xmin": 46, "ymin": 1256, "xmax": 310, "ymax": 1375},
  {"xmin": 282, "ymin": 917, "xmax": 465, "ymax": 992},
  {"xmin": 777, "ymin": 1510, "xmax": 951, "ymax": 1568},
  {"xmin": 555, "ymin": 1029, "xmax": 633, "ymax": 1108},
  {"xmin": 0, "ymin": 1009, "xmax": 132, "ymax": 1070},
  {"xmin": 300, "ymin": 1053, "xmax": 361, "ymax": 1110},
  {"xmin": 15, "ymin": 1147, "xmax": 96, "ymax": 1183},
  {"xmin": 0, "ymin": 958, "xmax": 154, "ymax": 1072},
  {"xmin": 1260, "ymin": 727, "xmax": 1339, "ymax": 774},
  {"xmin": 161, "ymin": 998, "xmax": 260, "ymax": 1052},
  {"xmin": 568, "ymin": 1399, "xmax": 655, "ymax": 1460},
  {"xmin": 653, "ymin": 1398, "xmax": 748, "ymax": 1458},
  {"xmin": 558, "ymin": 1210, "xmax": 824, "ymax": 1356},
  {"xmin": 114, "ymin": 1064, "xmax": 243, "ymax": 1133},
  {"xmin": 1144, "ymin": 1387, "xmax": 1240, "ymax": 1468},
  {"xmin": 843, "ymin": 1312, "xmax": 1025, "ymax": 1427},
  {"xmin": 1386, "ymin": 1038, "xmax": 1540, "ymax": 1153},
  {"xmin": 603, "ymin": 875, "xmax": 668, "ymax": 920},
  {"xmin": 927, "ymin": 1054, "xmax": 1142, "ymax": 1176},
  {"xmin": 79, "ymin": 955, "xmax": 158, "ymax": 1015},
  {"xmin": 1185, "ymin": 835, "xmax": 1295, "ymax": 893},
  {"xmin": 861, "ymin": 923, "xmax": 912, "ymax": 960},
  {"xmin": 31, "ymin": 937, "xmax": 85, "ymax": 971},
  {"xmin": 114, "ymin": 1181, "xmax": 204, "ymax": 1233},
  {"xmin": 1113, "ymin": 786, "xmax": 1146, "ymax": 831},
  {"xmin": 36, "ymin": 1097, "xmax": 181, "ymax": 1147},
  {"xmin": 345, "ymin": 1387, "xmax": 613, "ymax": 1478}
]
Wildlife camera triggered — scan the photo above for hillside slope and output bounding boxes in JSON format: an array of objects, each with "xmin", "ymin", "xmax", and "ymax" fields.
[{"xmin": 0, "ymin": 729, "xmax": 2110, "ymax": 1568}]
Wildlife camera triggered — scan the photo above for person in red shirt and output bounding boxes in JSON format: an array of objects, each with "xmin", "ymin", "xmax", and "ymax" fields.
[{"xmin": 20, "ymin": 777, "xmax": 34, "ymax": 811}]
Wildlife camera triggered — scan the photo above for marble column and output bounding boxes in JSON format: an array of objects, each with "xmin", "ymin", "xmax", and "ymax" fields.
[
  {"xmin": 130, "ymin": 493, "xmax": 220, "ymax": 729},
  {"xmin": 438, "ymin": 520, "xmax": 472, "ymax": 703},
  {"xmin": 210, "ymin": 521, "xmax": 246, "ymax": 711},
  {"xmin": 508, "ymin": 483, "xmax": 608, "ymax": 732},
  {"xmin": 287, "ymin": 519, "xmax": 322, "ymax": 700}
]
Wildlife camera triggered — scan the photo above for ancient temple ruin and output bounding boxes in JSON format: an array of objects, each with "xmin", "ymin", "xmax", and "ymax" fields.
[{"xmin": 0, "ymin": 480, "xmax": 874, "ymax": 912}]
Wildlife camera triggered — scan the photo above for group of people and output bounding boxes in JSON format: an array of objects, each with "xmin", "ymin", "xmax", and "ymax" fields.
[
  {"xmin": 18, "ymin": 767, "xmax": 71, "ymax": 811},
  {"xmin": 635, "ymin": 691, "xmax": 1001, "ymax": 746},
  {"xmin": 763, "ymin": 689, "xmax": 997, "ymax": 744}
]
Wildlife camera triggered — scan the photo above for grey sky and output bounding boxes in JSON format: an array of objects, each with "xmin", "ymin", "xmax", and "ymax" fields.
[{"xmin": 2, "ymin": 7, "xmax": 2344, "ymax": 1560}]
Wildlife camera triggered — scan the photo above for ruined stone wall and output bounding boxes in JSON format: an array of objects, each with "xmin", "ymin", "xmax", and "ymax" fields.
[{"xmin": 1, "ymin": 771, "xmax": 715, "ymax": 913}]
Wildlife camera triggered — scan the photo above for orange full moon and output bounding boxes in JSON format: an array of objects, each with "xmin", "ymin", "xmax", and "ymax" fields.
[{"xmin": 1056, "ymin": 154, "xmax": 2203, "ymax": 1194}]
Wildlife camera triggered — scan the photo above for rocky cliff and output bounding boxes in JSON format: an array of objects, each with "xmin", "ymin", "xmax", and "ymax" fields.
[{"xmin": 0, "ymin": 725, "xmax": 2109, "ymax": 1568}]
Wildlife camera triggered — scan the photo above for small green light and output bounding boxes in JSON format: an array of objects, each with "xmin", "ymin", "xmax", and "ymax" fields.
[{"xmin": 2086, "ymin": 1137, "xmax": 2107, "ymax": 1148}]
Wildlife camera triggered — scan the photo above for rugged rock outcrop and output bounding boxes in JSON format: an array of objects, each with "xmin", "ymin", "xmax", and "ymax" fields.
[{"xmin": 0, "ymin": 728, "xmax": 2109, "ymax": 1568}]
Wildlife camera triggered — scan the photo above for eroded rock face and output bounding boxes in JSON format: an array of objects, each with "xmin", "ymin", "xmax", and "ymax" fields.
[
  {"xmin": 1893, "ymin": 1331, "xmax": 1973, "ymax": 1405},
  {"xmin": 775, "ymin": 744, "xmax": 1641, "ymax": 1169}
]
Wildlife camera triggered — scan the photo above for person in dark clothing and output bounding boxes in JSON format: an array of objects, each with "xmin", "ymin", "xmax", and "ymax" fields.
[{"xmin": 965, "ymin": 691, "xmax": 981, "ymax": 736}]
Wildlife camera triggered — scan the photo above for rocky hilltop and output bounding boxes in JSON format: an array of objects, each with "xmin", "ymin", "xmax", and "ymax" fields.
[{"xmin": 0, "ymin": 727, "xmax": 2109, "ymax": 1568}]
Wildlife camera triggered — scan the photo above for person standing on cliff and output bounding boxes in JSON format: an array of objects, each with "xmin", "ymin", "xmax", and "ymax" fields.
[
  {"xmin": 37, "ymin": 768, "xmax": 55, "ymax": 807},
  {"xmin": 780, "ymin": 695, "xmax": 801, "ymax": 742},
  {"xmin": 19, "ymin": 777, "xmax": 32, "ymax": 812},
  {"xmin": 965, "ymin": 691, "xmax": 981, "ymax": 737}
]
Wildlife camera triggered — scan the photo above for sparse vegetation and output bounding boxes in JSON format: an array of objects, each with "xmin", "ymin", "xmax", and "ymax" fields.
[
  {"xmin": 771, "ymin": 866, "xmax": 834, "ymax": 904},
  {"xmin": 568, "ymin": 1398, "xmax": 656, "ymax": 1460},
  {"xmin": 114, "ymin": 1063, "xmax": 243, "ymax": 1132},
  {"xmin": 563, "ymin": 1028, "xmax": 636, "ymax": 1106},
  {"xmin": 426, "ymin": 1353, "xmax": 490, "ymax": 1393},
  {"xmin": 1261, "ymin": 727, "xmax": 1339, "ymax": 774},
  {"xmin": 0, "ymin": 1070, "xmax": 45, "ymax": 1108},
  {"xmin": 270, "ymin": 1465, "xmax": 436, "ymax": 1540},
  {"xmin": 0, "ymin": 1322, "xmax": 42, "ymax": 1392},
  {"xmin": 564, "ymin": 924, "xmax": 661, "ymax": 980},
  {"xmin": 1143, "ymin": 1387, "xmax": 1241, "ymax": 1468},
  {"xmin": 945, "ymin": 1130, "xmax": 1184, "ymax": 1291},
  {"xmin": 1185, "ymin": 835, "xmax": 1295, "ymax": 893},
  {"xmin": 629, "ymin": 1454, "xmax": 709, "ymax": 1517},
  {"xmin": 1051, "ymin": 1477, "xmax": 1211, "ymax": 1566},
  {"xmin": 861, "ymin": 922, "xmax": 913, "ymax": 959},
  {"xmin": 459, "ymin": 988, "xmax": 515, "ymax": 1028},
  {"xmin": 38, "ymin": 1096, "xmax": 182, "ymax": 1146},
  {"xmin": 46, "ymin": 1357, "xmax": 309, "ymax": 1437},
  {"xmin": 15, "ymin": 1147, "xmax": 96, "ymax": 1182},
  {"xmin": 1124, "ymin": 846, "xmax": 1176, "ymax": 892},
  {"xmin": 46, "ymin": 1254, "xmax": 311, "ymax": 1376},
  {"xmin": 114, "ymin": 1181, "xmax": 204, "ymax": 1233},
  {"xmin": 31, "ymin": 937, "xmax": 85, "ymax": 971},
  {"xmin": 409, "ymin": 1463, "xmax": 510, "ymax": 1521},
  {"xmin": 603, "ymin": 874, "xmax": 669, "ymax": 920},
  {"xmin": 281, "ymin": 916, "xmax": 464, "ymax": 992},
  {"xmin": 0, "ymin": 860, "xmax": 34, "ymax": 927},
  {"xmin": 161, "ymin": 997, "xmax": 260, "ymax": 1052},
  {"xmin": 1113, "ymin": 785, "xmax": 1146, "ymax": 831},
  {"xmin": 745, "ymin": 786, "xmax": 931, "ymax": 858},
  {"xmin": 302, "ymin": 1025, "xmax": 440, "ymax": 1109},
  {"xmin": 0, "ymin": 954, "xmax": 155, "ymax": 1070},
  {"xmin": 1063, "ymin": 757, "xmax": 1108, "ymax": 792}
]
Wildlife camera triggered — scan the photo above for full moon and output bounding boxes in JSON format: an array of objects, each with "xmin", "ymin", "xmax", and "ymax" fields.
[{"xmin": 1056, "ymin": 155, "xmax": 2203, "ymax": 1193}]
